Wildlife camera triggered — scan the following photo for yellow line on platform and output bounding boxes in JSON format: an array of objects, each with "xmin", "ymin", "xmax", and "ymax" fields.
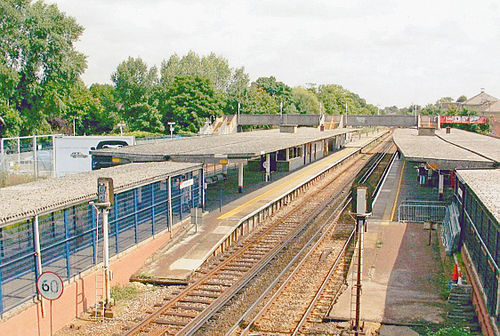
[
  {"xmin": 217, "ymin": 148, "xmax": 359, "ymax": 219},
  {"xmin": 390, "ymin": 160, "xmax": 405, "ymax": 221}
]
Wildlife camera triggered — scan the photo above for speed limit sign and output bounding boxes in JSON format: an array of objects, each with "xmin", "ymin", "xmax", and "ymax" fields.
[{"xmin": 36, "ymin": 271, "xmax": 64, "ymax": 300}]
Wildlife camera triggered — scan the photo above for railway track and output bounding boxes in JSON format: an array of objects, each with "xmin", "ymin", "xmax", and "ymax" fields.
[
  {"xmin": 121, "ymin": 134, "xmax": 394, "ymax": 336},
  {"xmin": 226, "ymin": 145, "xmax": 396, "ymax": 336}
]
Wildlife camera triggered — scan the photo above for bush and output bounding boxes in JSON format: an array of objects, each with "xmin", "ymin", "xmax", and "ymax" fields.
[
  {"xmin": 427, "ymin": 327, "xmax": 471, "ymax": 336},
  {"xmin": 110, "ymin": 284, "xmax": 140, "ymax": 301}
]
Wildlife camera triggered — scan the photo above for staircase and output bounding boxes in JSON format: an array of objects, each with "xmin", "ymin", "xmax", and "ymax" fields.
[{"xmin": 448, "ymin": 284, "xmax": 481, "ymax": 333}]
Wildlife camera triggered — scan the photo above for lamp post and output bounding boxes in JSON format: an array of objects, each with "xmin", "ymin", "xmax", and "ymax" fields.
[{"xmin": 167, "ymin": 122, "xmax": 176, "ymax": 139}]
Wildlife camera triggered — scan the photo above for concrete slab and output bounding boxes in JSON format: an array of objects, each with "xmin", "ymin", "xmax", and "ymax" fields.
[
  {"xmin": 379, "ymin": 325, "xmax": 419, "ymax": 336},
  {"xmin": 437, "ymin": 128, "xmax": 500, "ymax": 162},
  {"xmin": 329, "ymin": 155, "xmax": 447, "ymax": 324},
  {"xmin": 94, "ymin": 128, "xmax": 359, "ymax": 160},
  {"xmin": 136, "ymin": 131, "xmax": 388, "ymax": 282},
  {"xmin": 393, "ymin": 128, "xmax": 493, "ymax": 169},
  {"xmin": 456, "ymin": 169, "xmax": 500, "ymax": 223}
]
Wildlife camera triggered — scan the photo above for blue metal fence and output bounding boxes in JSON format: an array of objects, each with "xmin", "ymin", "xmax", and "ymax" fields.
[{"xmin": 0, "ymin": 170, "xmax": 202, "ymax": 315}]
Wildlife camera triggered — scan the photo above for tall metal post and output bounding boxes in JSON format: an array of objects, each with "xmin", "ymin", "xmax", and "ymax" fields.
[
  {"xmin": 17, "ymin": 137, "xmax": 20, "ymax": 169},
  {"xmin": 51, "ymin": 135, "xmax": 56, "ymax": 177},
  {"xmin": 168, "ymin": 176, "xmax": 173, "ymax": 235},
  {"xmin": 102, "ymin": 208, "xmax": 111, "ymax": 305},
  {"xmin": 354, "ymin": 216, "xmax": 365, "ymax": 335},
  {"xmin": 32, "ymin": 136, "xmax": 38, "ymax": 179},
  {"xmin": 33, "ymin": 215, "xmax": 43, "ymax": 280},
  {"xmin": 238, "ymin": 162, "xmax": 244, "ymax": 193},
  {"xmin": 265, "ymin": 153, "xmax": 271, "ymax": 182}
]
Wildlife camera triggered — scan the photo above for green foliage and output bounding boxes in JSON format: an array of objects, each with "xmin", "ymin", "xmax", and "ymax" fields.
[
  {"xmin": 160, "ymin": 51, "xmax": 232, "ymax": 92},
  {"xmin": 110, "ymin": 284, "xmax": 140, "ymax": 302},
  {"xmin": 291, "ymin": 87, "xmax": 320, "ymax": 114},
  {"xmin": 420, "ymin": 103, "xmax": 444, "ymax": 115},
  {"xmin": 425, "ymin": 327, "xmax": 471, "ymax": 336},
  {"xmin": 112, "ymin": 57, "xmax": 158, "ymax": 108},
  {"xmin": 317, "ymin": 84, "xmax": 374, "ymax": 115},
  {"xmin": 443, "ymin": 108, "xmax": 490, "ymax": 134},
  {"xmin": 456, "ymin": 95, "xmax": 467, "ymax": 103},
  {"xmin": 436, "ymin": 97, "xmax": 453, "ymax": 104},
  {"xmin": 0, "ymin": 0, "xmax": 87, "ymax": 136},
  {"xmin": 0, "ymin": 98, "xmax": 21, "ymax": 137},
  {"xmin": 159, "ymin": 76, "xmax": 224, "ymax": 133},
  {"xmin": 240, "ymin": 84, "xmax": 279, "ymax": 115},
  {"xmin": 225, "ymin": 66, "xmax": 250, "ymax": 115},
  {"xmin": 112, "ymin": 57, "xmax": 163, "ymax": 132}
]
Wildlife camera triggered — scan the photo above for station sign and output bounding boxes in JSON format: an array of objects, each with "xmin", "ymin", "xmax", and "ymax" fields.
[
  {"xmin": 36, "ymin": 271, "xmax": 64, "ymax": 301},
  {"xmin": 440, "ymin": 115, "xmax": 487, "ymax": 124},
  {"xmin": 180, "ymin": 179, "xmax": 194, "ymax": 189}
]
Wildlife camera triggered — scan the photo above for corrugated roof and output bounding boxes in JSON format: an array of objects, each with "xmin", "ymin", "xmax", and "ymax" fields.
[
  {"xmin": 0, "ymin": 161, "xmax": 201, "ymax": 227},
  {"xmin": 456, "ymin": 169, "xmax": 500, "ymax": 224},
  {"xmin": 92, "ymin": 128, "xmax": 356, "ymax": 159}
]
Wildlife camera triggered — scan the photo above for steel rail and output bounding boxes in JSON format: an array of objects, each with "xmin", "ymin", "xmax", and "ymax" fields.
[
  {"xmin": 177, "ymin": 155, "xmax": 369, "ymax": 336},
  {"xmin": 226, "ymin": 139, "xmax": 394, "ymax": 336},
  {"xmin": 122, "ymin": 133, "xmax": 394, "ymax": 336},
  {"xmin": 291, "ymin": 147, "xmax": 396, "ymax": 336},
  {"xmin": 234, "ymin": 200, "xmax": 353, "ymax": 336},
  {"xmin": 290, "ymin": 228, "xmax": 356, "ymax": 336},
  {"xmin": 122, "ymin": 141, "xmax": 367, "ymax": 336}
]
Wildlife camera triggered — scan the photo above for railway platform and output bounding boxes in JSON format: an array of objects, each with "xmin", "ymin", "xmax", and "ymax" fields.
[
  {"xmin": 135, "ymin": 130, "xmax": 388, "ymax": 283},
  {"xmin": 328, "ymin": 154, "xmax": 447, "ymax": 325}
]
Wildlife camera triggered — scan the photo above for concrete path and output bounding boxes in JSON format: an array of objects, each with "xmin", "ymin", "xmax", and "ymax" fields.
[{"xmin": 329, "ymin": 157, "xmax": 447, "ymax": 325}]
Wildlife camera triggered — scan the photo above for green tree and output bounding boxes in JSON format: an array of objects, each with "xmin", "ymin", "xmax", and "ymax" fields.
[
  {"xmin": 65, "ymin": 80, "xmax": 117, "ymax": 134},
  {"xmin": 456, "ymin": 95, "xmax": 467, "ymax": 102},
  {"xmin": 254, "ymin": 76, "xmax": 292, "ymax": 112},
  {"xmin": 317, "ymin": 84, "xmax": 351, "ymax": 114},
  {"xmin": 225, "ymin": 66, "xmax": 250, "ymax": 114},
  {"xmin": 0, "ymin": 0, "xmax": 87, "ymax": 135},
  {"xmin": 240, "ymin": 84, "xmax": 279, "ymax": 115},
  {"xmin": 420, "ymin": 103, "xmax": 443, "ymax": 116},
  {"xmin": 90, "ymin": 84, "xmax": 118, "ymax": 114},
  {"xmin": 436, "ymin": 97, "xmax": 453, "ymax": 104},
  {"xmin": 160, "ymin": 51, "xmax": 232, "ymax": 92},
  {"xmin": 291, "ymin": 87, "xmax": 320, "ymax": 114},
  {"xmin": 112, "ymin": 57, "xmax": 163, "ymax": 132},
  {"xmin": 159, "ymin": 76, "xmax": 224, "ymax": 133}
]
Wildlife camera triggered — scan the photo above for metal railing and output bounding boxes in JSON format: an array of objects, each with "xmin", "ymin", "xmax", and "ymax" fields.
[
  {"xmin": 0, "ymin": 172, "xmax": 203, "ymax": 315},
  {"xmin": 397, "ymin": 200, "xmax": 448, "ymax": 223}
]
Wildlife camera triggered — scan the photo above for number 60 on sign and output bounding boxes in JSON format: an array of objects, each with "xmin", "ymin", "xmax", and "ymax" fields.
[{"xmin": 36, "ymin": 271, "xmax": 64, "ymax": 300}]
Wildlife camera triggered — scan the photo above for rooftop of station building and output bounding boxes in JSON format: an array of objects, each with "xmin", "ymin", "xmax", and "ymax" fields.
[
  {"xmin": 0, "ymin": 161, "xmax": 201, "ymax": 227},
  {"xmin": 92, "ymin": 127, "xmax": 357, "ymax": 161},
  {"xmin": 456, "ymin": 169, "xmax": 500, "ymax": 223},
  {"xmin": 393, "ymin": 128, "xmax": 499, "ymax": 169}
]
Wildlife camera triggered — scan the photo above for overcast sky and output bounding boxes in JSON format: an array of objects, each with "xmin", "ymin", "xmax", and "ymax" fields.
[{"xmin": 48, "ymin": 0, "xmax": 500, "ymax": 107}]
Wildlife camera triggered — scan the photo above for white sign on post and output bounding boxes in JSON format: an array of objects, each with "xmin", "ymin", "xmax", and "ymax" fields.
[
  {"xmin": 180, "ymin": 179, "xmax": 194, "ymax": 189},
  {"xmin": 36, "ymin": 271, "xmax": 64, "ymax": 301}
]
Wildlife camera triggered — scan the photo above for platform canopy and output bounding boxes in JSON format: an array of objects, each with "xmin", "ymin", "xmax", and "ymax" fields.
[
  {"xmin": 393, "ymin": 128, "xmax": 499, "ymax": 170},
  {"xmin": 0, "ymin": 161, "xmax": 201, "ymax": 227},
  {"xmin": 456, "ymin": 169, "xmax": 500, "ymax": 224},
  {"xmin": 92, "ymin": 128, "xmax": 357, "ymax": 164}
]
